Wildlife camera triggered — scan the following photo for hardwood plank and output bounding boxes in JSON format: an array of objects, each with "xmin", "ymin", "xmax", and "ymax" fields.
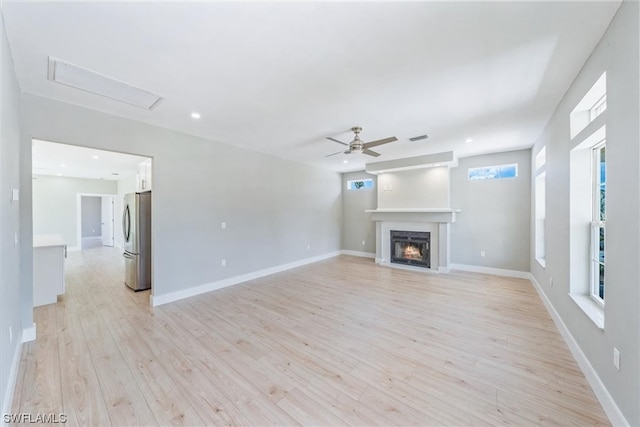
[{"xmin": 9, "ymin": 248, "xmax": 610, "ymax": 426}]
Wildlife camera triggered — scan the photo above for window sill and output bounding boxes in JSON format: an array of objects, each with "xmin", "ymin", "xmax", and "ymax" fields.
[
  {"xmin": 536, "ymin": 258, "xmax": 546, "ymax": 268},
  {"xmin": 569, "ymin": 293, "xmax": 604, "ymax": 330}
]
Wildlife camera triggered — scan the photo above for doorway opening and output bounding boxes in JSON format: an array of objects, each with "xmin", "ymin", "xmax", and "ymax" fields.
[
  {"xmin": 77, "ymin": 194, "xmax": 115, "ymax": 249},
  {"xmin": 32, "ymin": 139, "xmax": 154, "ymax": 303}
]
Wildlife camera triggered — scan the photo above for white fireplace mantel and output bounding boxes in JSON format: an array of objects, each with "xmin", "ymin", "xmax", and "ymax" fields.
[
  {"xmin": 366, "ymin": 208, "xmax": 461, "ymax": 273},
  {"xmin": 365, "ymin": 208, "xmax": 460, "ymax": 224}
]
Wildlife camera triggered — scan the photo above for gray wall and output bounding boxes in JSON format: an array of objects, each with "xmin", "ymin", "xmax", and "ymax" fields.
[
  {"xmin": 530, "ymin": 2, "xmax": 639, "ymax": 424},
  {"xmin": 21, "ymin": 94, "xmax": 343, "ymax": 299},
  {"xmin": 450, "ymin": 150, "xmax": 531, "ymax": 271},
  {"xmin": 32, "ymin": 175, "xmax": 117, "ymax": 248},
  {"xmin": 81, "ymin": 196, "xmax": 102, "ymax": 238},
  {"xmin": 342, "ymin": 171, "xmax": 377, "ymax": 254},
  {"xmin": 377, "ymin": 166, "xmax": 449, "ymax": 209},
  {"xmin": 0, "ymin": 13, "xmax": 24, "ymax": 414}
]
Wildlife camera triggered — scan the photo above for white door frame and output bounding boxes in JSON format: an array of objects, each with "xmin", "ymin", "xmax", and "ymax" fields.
[
  {"xmin": 101, "ymin": 195, "xmax": 115, "ymax": 247},
  {"xmin": 76, "ymin": 192, "xmax": 117, "ymax": 251}
]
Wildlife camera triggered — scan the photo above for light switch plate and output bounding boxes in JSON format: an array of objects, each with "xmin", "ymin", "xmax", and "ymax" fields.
[{"xmin": 11, "ymin": 188, "xmax": 19, "ymax": 202}]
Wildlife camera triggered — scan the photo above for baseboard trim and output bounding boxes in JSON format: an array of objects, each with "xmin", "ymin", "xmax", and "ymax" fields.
[
  {"xmin": 2, "ymin": 331, "xmax": 23, "ymax": 419},
  {"xmin": 449, "ymin": 263, "xmax": 531, "ymax": 279},
  {"xmin": 340, "ymin": 250, "xmax": 375, "ymax": 259},
  {"xmin": 529, "ymin": 275, "xmax": 629, "ymax": 427},
  {"xmin": 151, "ymin": 251, "xmax": 342, "ymax": 307},
  {"xmin": 21, "ymin": 323, "xmax": 36, "ymax": 343}
]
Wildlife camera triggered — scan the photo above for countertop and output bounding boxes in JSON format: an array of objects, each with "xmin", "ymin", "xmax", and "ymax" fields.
[{"xmin": 33, "ymin": 234, "xmax": 66, "ymax": 248}]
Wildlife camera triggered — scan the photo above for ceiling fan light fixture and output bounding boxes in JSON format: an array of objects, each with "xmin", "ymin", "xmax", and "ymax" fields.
[{"xmin": 47, "ymin": 56, "xmax": 164, "ymax": 110}]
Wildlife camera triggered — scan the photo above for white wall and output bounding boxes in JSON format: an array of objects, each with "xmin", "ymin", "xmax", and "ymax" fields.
[
  {"xmin": 377, "ymin": 167, "xmax": 449, "ymax": 209},
  {"xmin": 530, "ymin": 2, "xmax": 639, "ymax": 425},
  {"xmin": 32, "ymin": 175, "xmax": 117, "ymax": 249},
  {"xmin": 0, "ymin": 11, "xmax": 25, "ymax": 415},
  {"xmin": 22, "ymin": 94, "xmax": 343, "ymax": 300}
]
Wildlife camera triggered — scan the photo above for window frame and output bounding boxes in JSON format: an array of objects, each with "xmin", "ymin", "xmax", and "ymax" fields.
[
  {"xmin": 590, "ymin": 140, "xmax": 606, "ymax": 306},
  {"xmin": 589, "ymin": 94, "xmax": 607, "ymax": 122}
]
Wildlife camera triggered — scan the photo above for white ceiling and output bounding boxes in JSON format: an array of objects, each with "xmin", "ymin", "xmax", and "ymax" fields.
[
  {"xmin": 3, "ymin": 1, "xmax": 620, "ymax": 173},
  {"xmin": 32, "ymin": 139, "xmax": 149, "ymax": 181}
]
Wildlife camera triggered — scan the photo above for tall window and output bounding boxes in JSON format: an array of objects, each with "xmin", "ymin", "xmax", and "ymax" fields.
[
  {"xmin": 568, "ymin": 71, "xmax": 607, "ymax": 328},
  {"xmin": 534, "ymin": 146, "xmax": 546, "ymax": 266},
  {"xmin": 591, "ymin": 142, "xmax": 606, "ymax": 302}
]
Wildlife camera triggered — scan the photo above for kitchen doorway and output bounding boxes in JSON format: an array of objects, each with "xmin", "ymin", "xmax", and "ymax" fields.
[{"xmin": 32, "ymin": 139, "xmax": 154, "ymax": 302}]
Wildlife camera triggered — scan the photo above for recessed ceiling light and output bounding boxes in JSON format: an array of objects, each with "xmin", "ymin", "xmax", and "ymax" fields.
[
  {"xmin": 343, "ymin": 160, "xmax": 348, "ymax": 164},
  {"xmin": 92, "ymin": 155, "xmax": 99, "ymax": 159},
  {"xmin": 191, "ymin": 112, "xmax": 201, "ymax": 119},
  {"xmin": 465, "ymin": 138, "xmax": 473, "ymax": 143},
  {"xmin": 434, "ymin": 163, "xmax": 440, "ymax": 167},
  {"xmin": 56, "ymin": 173, "xmax": 62, "ymax": 176},
  {"xmin": 60, "ymin": 164, "xmax": 67, "ymax": 168}
]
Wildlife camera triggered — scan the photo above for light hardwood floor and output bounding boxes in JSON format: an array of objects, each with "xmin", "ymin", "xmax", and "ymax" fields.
[{"xmin": 11, "ymin": 247, "xmax": 609, "ymax": 426}]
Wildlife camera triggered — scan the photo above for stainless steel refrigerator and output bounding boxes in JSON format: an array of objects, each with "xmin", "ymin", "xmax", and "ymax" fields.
[{"xmin": 122, "ymin": 191, "xmax": 151, "ymax": 291}]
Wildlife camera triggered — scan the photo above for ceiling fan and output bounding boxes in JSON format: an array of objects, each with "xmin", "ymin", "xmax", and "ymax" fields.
[{"xmin": 325, "ymin": 127, "xmax": 397, "ymax": 157}]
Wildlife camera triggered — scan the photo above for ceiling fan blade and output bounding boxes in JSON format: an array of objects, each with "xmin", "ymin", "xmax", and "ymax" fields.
[
  {"xmin": 363, "ymin": 149, "xmax": 381, "ymax": 157},
  {"xmin": 363, "ymin": 136, "xmax": 397, "ymax": 149},
  {"xmin": 325, "ymin": 150, "xmax": 345, "ymax": 157},
  {"xmin": 327, "ymin": 137, "xmax": 349, "ymax": 146}
]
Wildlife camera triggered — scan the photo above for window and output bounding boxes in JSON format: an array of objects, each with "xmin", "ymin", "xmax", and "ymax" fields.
[
  {"xmin": 535, "ymin": 172, "xmax": 546, "ymax": 265},
  {"xmin": 535, "ymin": 146, "xmax": 546, "ymax": 170},
  {"xmin": 591, "ymin": 142, "xmax": 606, "ymax": 303},
  {"xmin": 569, "ymin": 72, "xmax": 607, "ymax": 328},
  {"xmin": 570, "ymin": 72, "xmax": 606, "ymax": 139},
  {"xmin": 589, "ymin": 94, "xmax": 607, "ymax": 122},
  {"xmin": 534, "ymin": 147, "xmax": 546, "ymax": 266},
  {"xmin": 468, "ymin": 164, "xmax": 518, "ymax": 181},
  {"xmin": 346, "ymin": 178, "xmax": 374, "ymax": 190}
]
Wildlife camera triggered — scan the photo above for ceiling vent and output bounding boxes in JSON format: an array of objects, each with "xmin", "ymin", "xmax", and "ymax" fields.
[
  {"xmin": 408, "ymin": 134, "xmax": 429, "ymax": 142},
  {"xmin": 47, "ymin": 57, "xmax": 163, "ymax": 110}
]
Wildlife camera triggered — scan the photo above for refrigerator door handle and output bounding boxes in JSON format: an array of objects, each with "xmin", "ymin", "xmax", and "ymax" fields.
[
  {"xmin": 123, "ymin": 252, "xmax": 134, "ymax": 259},
  {"xmin": 123, "ymin": 205, "xmax": 131, "ymax": 242}
]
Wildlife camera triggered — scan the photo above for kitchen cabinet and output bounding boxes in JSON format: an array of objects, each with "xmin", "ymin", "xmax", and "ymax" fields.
[
  {"xmin": 137, "ymin": 159, "xmax": 152, "ymax": 191},
  {"xmin": 33, "ymin": 234, "xmax": 66, "ymax": 307}
]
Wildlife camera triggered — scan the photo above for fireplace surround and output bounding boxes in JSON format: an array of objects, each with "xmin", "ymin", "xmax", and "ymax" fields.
[{"xmin": 366, "ymin": 208, "xmax": 460, "ymax": 272}]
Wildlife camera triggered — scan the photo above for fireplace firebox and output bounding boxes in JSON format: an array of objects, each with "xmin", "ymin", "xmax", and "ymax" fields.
[{"xmin": 390, "ymin": 230, "xmax": 430, "ymax": 268}]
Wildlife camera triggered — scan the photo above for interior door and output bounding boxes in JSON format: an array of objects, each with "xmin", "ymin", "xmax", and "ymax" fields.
[{"xmin": 101, "ymin": 196, "xmax": 115, "ymax": 247}]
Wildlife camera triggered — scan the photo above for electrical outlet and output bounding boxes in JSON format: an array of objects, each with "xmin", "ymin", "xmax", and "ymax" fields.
[
  {"xmin": 14, "ymin": 232, "xmax": 18, "ymax": 248},
  {"xmin": 221, "ymin": 222, "xmax": 226, "ymax": 230},
  {"xmin": 613, "ymin": 348, "xmax": 620, "ymax": 370},
  {"xmin": 362, "ymin": 240, "xmax": 366, "ymax": 246},
  {"xmin": 480, "ymin": 251, "xmax": 486, "ymax": 257},
  {"xmin": 9, "ymin": 326, "xmax": 13, "ymax": 344},
  {"xmin": 221, "ymin": 259, "xmax": 226, "ymax": 267},
  {"xmin": 550, "ymin": 277, "xmax": 554, "ymax": 287},
  {"xmin": 307, "ymin": 244, "xmax": 311, "ymax": 250}
]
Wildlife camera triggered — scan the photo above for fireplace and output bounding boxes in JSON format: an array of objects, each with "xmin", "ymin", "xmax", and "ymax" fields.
[{"xmin": 390, "ymin": 230, "xmax": 430, "ymax": 268}]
